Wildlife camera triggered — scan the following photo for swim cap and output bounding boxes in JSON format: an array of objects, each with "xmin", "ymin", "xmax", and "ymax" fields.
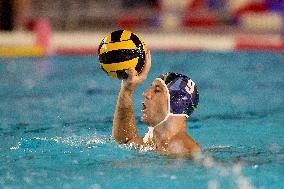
[{"xmin": 156, "ymin": 72, "xmax": 199, "ymax": 118}]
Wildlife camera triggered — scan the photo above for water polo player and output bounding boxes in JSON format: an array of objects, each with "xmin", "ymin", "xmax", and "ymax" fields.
[{"xmin": 112, "ymin": 50, "xmax": 201, "ymax": 155}]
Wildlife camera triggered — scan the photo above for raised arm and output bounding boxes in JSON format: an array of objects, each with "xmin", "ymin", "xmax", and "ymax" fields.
[{"xmin": 112, "ymin": 51, "xmax": 151, "ymax": 144}]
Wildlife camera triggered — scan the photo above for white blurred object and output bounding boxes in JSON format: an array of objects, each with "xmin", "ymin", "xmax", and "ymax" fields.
[
  {"xmin": 240, "ymin": 12, "xmax": 283, "ymax": 32},
  {"xmin": 236, "ymin": 176, "xmax": 255, "ymax": 189},
  {"xmin": 161, "ymin": 0, "xmax": 188, "ymax": 11},
  {"xmin": 161, "ymin": 13, "xmax": 181, "ymax": 31},
  {"xmin": 227, "ymin": 0, "xmax": 263, "ymax": 13},
  {"xmin": 208, "ymin": 179, "xmax": 219, "ymax": 189},
  {"xmin": 160, "ymin": 0, "xmax": 188, "ymax": 30}
]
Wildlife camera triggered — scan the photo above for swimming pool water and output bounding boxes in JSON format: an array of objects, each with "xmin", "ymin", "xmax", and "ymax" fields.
[{"xmin": 0, "ymin": 52, "xmax": 283, "ymax": 189}]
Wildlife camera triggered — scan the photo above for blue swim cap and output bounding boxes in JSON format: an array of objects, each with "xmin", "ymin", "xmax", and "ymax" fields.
[{"xmin": 156, "ymin": 72, "xmax": 199, "ymax": 118}]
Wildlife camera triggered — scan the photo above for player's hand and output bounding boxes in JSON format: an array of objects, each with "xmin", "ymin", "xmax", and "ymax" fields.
[{"xmin": 122, "ymin": 50, "xmax": 151, "ymax": 92}]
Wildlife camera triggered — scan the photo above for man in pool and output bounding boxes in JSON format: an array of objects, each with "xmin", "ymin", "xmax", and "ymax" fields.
[{"xmin": 112, "ymin": 51, "xmax": 201, "ymax": 155}]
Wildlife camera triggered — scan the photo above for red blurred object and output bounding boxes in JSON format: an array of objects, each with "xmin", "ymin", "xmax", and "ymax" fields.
[
  {"xmin": 34, "ymin": 18, "xmax": 51, "ymax": 54},
  {"xmin": 234, "ymin": 2, "xmax": 268, "ymax": 17},
  {"xmin": 182, "ymin": 16, "xmax": 219, "ymax": 27},
  {"xmin": 116, "ymin": 16, "xmax": 143, "ymax": 29},
  {"xmin": 183, "ymin": 0, "xmax": 219, "ymax": 27},
  {"xmin": 25, "ymin": 19, "xmax": 36, "ymax": 31},
  {"xmin": 235, "ymin": 36, "xmax": 284, "ymax": 52},
  {"xmin": 187, "ymin": 0, "xmax": 207, "ymax": 10}
]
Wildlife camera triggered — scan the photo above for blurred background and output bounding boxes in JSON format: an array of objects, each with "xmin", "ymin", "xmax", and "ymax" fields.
[{"xmin": 0, "ymin": 0, "xmax": 284, "ymax": 55}]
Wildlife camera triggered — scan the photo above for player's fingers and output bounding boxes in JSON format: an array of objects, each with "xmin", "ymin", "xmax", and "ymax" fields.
[
  {"xmin": 140, "ymin": 50, "xmax": 151, "ymax": 80},
  {"xmin": 128, "ymin": 67, "xmax": 135, "ymax": 81}
]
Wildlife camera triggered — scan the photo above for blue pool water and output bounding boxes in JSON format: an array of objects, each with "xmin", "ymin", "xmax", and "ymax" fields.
[{"xmin": 0, "ymin": 52, "xmax": 283, "ymax": 189}]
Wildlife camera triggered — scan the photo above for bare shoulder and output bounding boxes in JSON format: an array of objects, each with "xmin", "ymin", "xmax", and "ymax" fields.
[{"xmin": 168, "ymin": 132, "xmax": 201, "ymax": 154}]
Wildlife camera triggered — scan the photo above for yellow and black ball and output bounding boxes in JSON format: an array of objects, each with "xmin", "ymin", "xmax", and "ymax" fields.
[{"xmin": 98, "ymin": 30, "xmax": 148, "ymax": 79}]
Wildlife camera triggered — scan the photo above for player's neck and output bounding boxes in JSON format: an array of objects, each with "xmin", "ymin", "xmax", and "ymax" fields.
[{"xmin": 154, "ymin": 116, "xmax": 186, "ymax": 140}]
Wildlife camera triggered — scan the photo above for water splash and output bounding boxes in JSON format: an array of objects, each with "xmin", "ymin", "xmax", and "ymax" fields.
[
  {"xmin": 193, "ymin": 153, "xmax": 256, "ymax": 189},
  {"xmin": 10, "ymin": 134, "xmax": 109, "ymax": 152},
  {"xmin": 208, "ymin": 179, "xmax": 218, "ymax": 189},
  {"xmin": 10, "ymin": 141, "xmax": 21, "ymax": 150},
  {"xmin": 39, "ymin": 134, "xmax": 107, "ymax": 148},
  {"xmin": 120, "ymin": 141, "xmax": 156, "ymax": 153}
]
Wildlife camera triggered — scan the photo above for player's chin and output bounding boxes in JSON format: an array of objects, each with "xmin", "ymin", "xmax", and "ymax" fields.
[{"xmin": 140, "ymin": 114, "xmax": 149, "ymax": 124}]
